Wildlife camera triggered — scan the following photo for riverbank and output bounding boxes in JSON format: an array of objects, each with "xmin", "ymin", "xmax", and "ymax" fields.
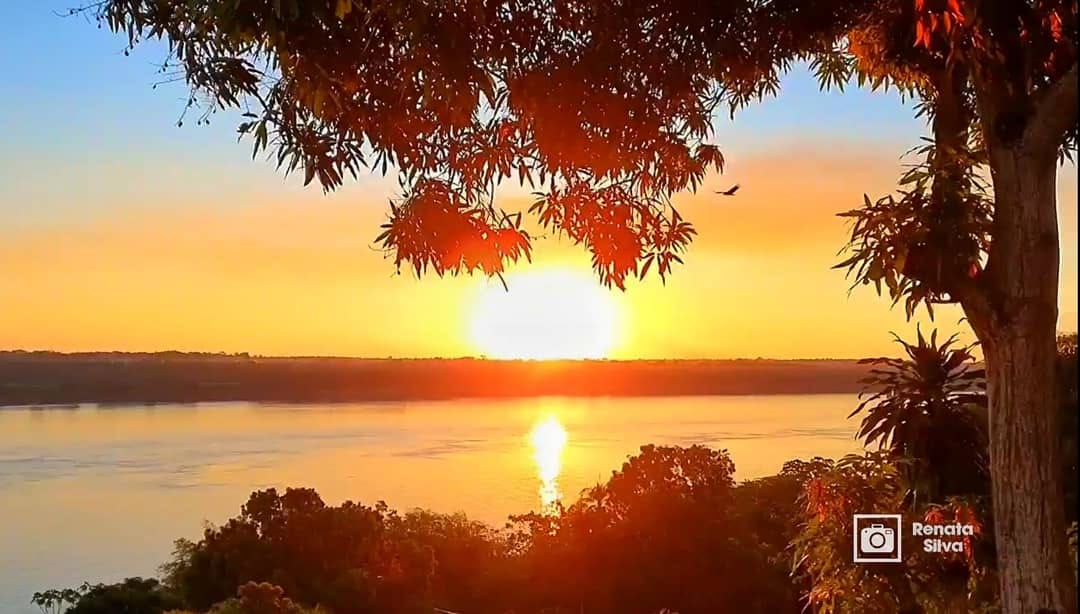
[{"xmin": 0, "ymin": 352, "xmax": 869, "ymax": 406}]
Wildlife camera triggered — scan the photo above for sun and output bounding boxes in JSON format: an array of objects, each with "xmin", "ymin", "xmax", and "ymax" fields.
[{"xmin": 468, "ymin": 268, "xmax": 619, "ymax": 360}]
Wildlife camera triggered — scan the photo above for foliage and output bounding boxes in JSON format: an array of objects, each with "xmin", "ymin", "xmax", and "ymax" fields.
[
  {"xmin": 505, "ymin": 444, "xmax": 799, "ymax": 613},
  {"xmin": 834, "ymin": 144, "xmax": 993, "ymax": 318},
  {"xmin": 164, "ymin": 582, "xmax": 328, "ymax": 614},
  {"xmin": 792, "ymin": 453, "xmax": 997, "ymax": 614},
  {"xmin": 160, "ymin": 489, "xmax": 518, "ymax": 614},
  {"xmin": 83, "ymin": 0, "xmax": 873, "ymax": 289},
  {"xmin": 34, "ymin": 578, "xmax": 184, "ymax": 614},
  {"xmin": 139, "ymin": 444, "xmax": 820, "ymax": 614},
  {"xmin": 207, "ymin": 582, "xmax": 328, "ymax": 614},
  {"xmin": 380, "ymin": 508, "xmax": 517, "ymax": 613},
  {"xmin": 735, "ymin": 457, "xmax": 837, "ymax": 569},
  {"xmin": 793, "ymin": 453, "xmax": 912, "ymax": 614},
  {"xmin": 851, "ymin": 328, "xmax": 988, "ymax": 503},
  {"xmin": 788, "ymin": 334, "xmax": 1077, "ymax": 614},
  {"xmin": 83, "ymin": 0, "xmax": 1076, "ymax": 301},
  {"xmin": 831, "ymin": 0, "xmax": 1077, "ymax": 320},
  {"xmin": 162, "ymin": 487, "xmax": 436, "ymax": 614},
  {"xmin": 31, "ymin": 587, "xmax": 81, "ymax": 614}
]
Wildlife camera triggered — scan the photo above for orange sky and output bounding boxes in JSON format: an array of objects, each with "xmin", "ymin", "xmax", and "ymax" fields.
[
  {"xmin": 2, "ymin": 10, "xmax": 1078, "ymax": 360},
  {"xmin": 2, "ymin": 138, "xmax": 1075, "ymax": 359}
]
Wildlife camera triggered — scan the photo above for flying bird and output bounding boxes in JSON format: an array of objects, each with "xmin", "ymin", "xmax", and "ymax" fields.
[{"xmin": 715, "ymin": 184, "xmax": 740, "ymax": 196}]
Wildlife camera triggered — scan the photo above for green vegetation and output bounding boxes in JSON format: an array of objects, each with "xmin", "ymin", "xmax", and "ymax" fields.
[
  {"xmin": 37, "ymin": 334, "xmax": 1079, "ymax": 614},
  {"xmin": 850, "ymin": 329, "xmax": 989, "ymax": 505},
  {"xmin": 33, "ymin": 579, "xmax": 181, "ymax": 614}
]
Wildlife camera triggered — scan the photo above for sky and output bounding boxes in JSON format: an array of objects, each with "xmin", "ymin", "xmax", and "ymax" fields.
[{"xmin": 0, "ymin": 2, "xmax": 1076, "ymax": 359}]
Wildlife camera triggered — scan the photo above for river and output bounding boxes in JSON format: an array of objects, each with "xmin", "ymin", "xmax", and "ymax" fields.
[{"xmin": 0, "ymin": 394, "xmax": 864, "ymax": 612}]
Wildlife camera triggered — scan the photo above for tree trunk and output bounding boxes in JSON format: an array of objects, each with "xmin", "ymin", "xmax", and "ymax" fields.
[
  {"xmin": 983, "ymin": 324, "xmax": 1074, "ymax": 614},
  {"xmin": 968, "ymin": 143, "xmax": 1076, "ymax": 614}
]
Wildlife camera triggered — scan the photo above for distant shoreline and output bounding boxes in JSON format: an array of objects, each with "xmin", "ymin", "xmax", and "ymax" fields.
[{"xmin": 0, "ymin": 352, "xmax": 870, "ymax": 406}]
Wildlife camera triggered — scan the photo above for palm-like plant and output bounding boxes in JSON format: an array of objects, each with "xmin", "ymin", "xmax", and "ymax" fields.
[{"xmin": 851, "ymin": 328, "xmax": 988, "ymax": 504}]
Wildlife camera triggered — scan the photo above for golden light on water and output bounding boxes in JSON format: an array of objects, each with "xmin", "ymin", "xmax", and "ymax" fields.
[{"xmin": 529, "ymin": 414, "xmax": 568, "ymax": 511}]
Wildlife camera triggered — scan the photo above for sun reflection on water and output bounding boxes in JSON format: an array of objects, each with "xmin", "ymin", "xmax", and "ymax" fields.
[{"xmin": 529, "ymin": 414, "xmax": 568, "ymax": 512}]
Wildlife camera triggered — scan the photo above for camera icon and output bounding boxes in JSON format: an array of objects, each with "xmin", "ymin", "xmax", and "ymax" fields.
[
  {"xmin": 861, "ymin": 524, "xmax": 894, "ymax": 553},
  {"xmin": 853, "ymin": 514, "xmax": 902, "ymax": 563}
]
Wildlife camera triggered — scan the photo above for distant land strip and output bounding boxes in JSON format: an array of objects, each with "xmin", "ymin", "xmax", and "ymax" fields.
[{"xmin": 0, "ymin": 352, "xmax": 871, "ymax": 406}]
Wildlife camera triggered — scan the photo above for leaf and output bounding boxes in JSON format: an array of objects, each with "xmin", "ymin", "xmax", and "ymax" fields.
[
  {"xmin": 640, "ymin": 255, "xmax": 654, "ymax": 278},
  {"xmin": 894, "ymin": 245, "xmax": 908, "ymax": 274}
]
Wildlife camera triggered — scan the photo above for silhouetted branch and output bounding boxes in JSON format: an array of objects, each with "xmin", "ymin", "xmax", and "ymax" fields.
[{"xmin": 1027, "ymin": 62, "xmax": 1078, "ymax": 153}]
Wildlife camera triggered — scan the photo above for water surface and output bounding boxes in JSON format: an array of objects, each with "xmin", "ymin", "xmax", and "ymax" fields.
[{"xmin": 0, "ymin": 394, "xmax": 862, "ymax": 612}]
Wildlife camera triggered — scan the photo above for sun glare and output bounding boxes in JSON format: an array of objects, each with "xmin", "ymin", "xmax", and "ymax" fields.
[
  {"xmin": 529, "ymin": 414, "xmax": 568, "ymax": 511},
  {"xmin": 469, "ymin": 268, "xmax": 619, "ymax": 360}
]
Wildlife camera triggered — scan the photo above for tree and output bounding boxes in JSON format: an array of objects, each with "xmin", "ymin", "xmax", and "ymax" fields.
[
  {"xmin": 851, "ymin": 328, "xmax": 988, "ymax": 503},
  {"xmin": 832, "ymin": 5, "xmax": 1077, "ymax": 608},
  {"xmin": 166, "ymin": 487, "xmax": 436, "ymax": 614},
  {"xmin": 146, "ymin": 447, "xmax": 809, "ymax": 614},
  {"xmin": 31, "ymin": 587, "xmax": 80, "ymax": 614},
  {"xmin": 205, "ymin": 582, "xmax": 328, "ymax": 614},
  {"xmin": 792, "ymin": 453, "xmax": 998, "ymax": 613},
  {"xmin": 50, "ymin": 578, "xmax": 183, "ymax": 614},
  {"xmin": 86, "ymin": 1, "xmax": 1077, "ymax": 610},
  {"xmin": 381, "ymin": 509, "xmax": 515, "ymax": 613},
  {"xmin": 507, "ymin": 444, "xmax": 800, "ymax": 613}
]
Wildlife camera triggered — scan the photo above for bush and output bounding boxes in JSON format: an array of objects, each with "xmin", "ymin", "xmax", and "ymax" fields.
[
  {"xmin": 57, "ymin": 578, "xmax": 182, "ymax": 614},
  {"xmin": 151, "ymin": 445, "xmax": 811, "ymax": 614}
]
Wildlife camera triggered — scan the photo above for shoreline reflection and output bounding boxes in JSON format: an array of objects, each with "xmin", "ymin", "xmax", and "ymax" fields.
[{"xmin": 529, "ymin": 414, "xmax": 568, "ymax": 512}]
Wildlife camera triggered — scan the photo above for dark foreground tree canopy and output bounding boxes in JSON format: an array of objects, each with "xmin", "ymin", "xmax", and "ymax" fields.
[
  {"xmin": 83, "ymin": 1, "xmax": 1077, "ymax": 611},
  {"xmin": 88, "ymin": 0, "xmax": 1075, "ymax": 288},
  {"xmin": 91, "ymin": 0, "xmax": 847, "ymax": 286}
]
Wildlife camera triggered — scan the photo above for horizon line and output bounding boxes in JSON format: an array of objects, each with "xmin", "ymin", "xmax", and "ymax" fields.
[{"xmin": 0, "ymin": 348, "xmax": 875, "ymax": 362}]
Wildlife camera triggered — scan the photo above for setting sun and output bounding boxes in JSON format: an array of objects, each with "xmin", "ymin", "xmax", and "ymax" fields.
[{"xmin": 468, "ymin": 268, "xmax": 620, "ymax": 360}]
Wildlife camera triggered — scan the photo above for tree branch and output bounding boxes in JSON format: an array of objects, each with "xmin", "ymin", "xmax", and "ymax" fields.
[
  {"xmin": 952, "ymin": 274, "xmax": 997, "ymax": 341},
  {"xmin": 1026, "ymin": 62, "xmax": 1078, "ymax": 153}
]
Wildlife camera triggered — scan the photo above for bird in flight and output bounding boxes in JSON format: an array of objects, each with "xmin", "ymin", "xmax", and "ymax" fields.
[{"xmin": 715, "ymin": 184, "xmax": 740, "ymax": 196}]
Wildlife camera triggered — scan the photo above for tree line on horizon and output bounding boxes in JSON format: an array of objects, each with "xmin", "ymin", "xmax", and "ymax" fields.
[{"xmin": 0, "ymin": 356, "xmax": 873, "ymax": 406}]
